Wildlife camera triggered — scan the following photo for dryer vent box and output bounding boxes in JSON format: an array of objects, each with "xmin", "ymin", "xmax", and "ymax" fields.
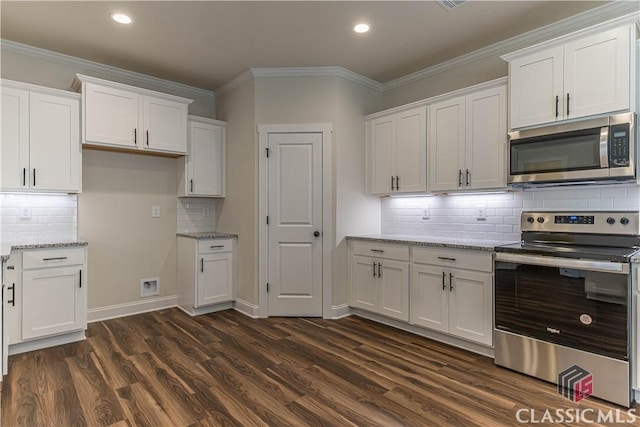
[{"xmin": 140, "ymin": 277, "xmax": 160, "ymax": 297}]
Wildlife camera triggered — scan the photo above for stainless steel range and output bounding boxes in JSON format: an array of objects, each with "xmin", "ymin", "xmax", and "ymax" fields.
[{"xmin": 494, "ymin": 211, "xmax": 640, "ymax": 407}]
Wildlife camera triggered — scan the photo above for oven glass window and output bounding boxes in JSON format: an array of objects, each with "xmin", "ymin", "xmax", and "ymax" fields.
[
  {"xmin": 510, "ymin": 128, "xmax": 602, "ymax": 175},
  {"xmin": 495, "ymin": 261, "xmax": 628, "ymax": 360}
]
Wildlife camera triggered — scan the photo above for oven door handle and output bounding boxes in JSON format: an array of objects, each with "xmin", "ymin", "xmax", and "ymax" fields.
[{"xmin": 495, "ymin": 252, "xmax": 629, "ymax": 274}]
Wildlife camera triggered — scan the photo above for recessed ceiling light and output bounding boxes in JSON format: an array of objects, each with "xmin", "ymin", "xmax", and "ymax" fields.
[
  {"xmin": 111, "ymin": 13, "xmax": 132, "ymax": 24},
  {"xmin": 354, "ymin": 23, "xmax": 370, "ymax": 34}
]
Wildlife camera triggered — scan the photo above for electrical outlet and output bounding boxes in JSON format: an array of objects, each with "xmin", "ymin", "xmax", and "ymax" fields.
[
  {"xmin": 152, "ymin": 206, "xmax": 161, "ymax": 218},
  {"xmin": 203, "ymin": 207, "xmax": 210, "ymax": 217},
  {"xmin": 477, "ymin": 206, "xmax": 487, "ymax": 220},
  {"xmin": 19, "ymin": 206, "xmax": 32, "ymax": 219},
  {"xmin": 422, "ymin": 206, "xmax": 430, "ymax": 220}
]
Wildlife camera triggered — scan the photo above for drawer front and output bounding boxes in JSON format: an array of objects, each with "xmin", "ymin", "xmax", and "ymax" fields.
[
  {"xmin": 22, "ymin": 248, "xmax": 85, "ymax": 270},
  {"xmin": 198, "ymin": 239, "xmax": 233, "ymax": 254},
  {"xmin": 352, "ymin": 241, "xmax": 409, "ymax": 261},
  {"xmin": 412, "ymin": 247, "xmax": 492, "ymax": 272}
]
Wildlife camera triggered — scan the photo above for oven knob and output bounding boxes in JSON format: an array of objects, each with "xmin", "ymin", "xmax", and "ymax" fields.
[
  {"xmin": 607, "ymin": 217, "xmax": 616, "ymax": 225},
  {"xmin": 620, "ymin": 217, "xmax": 630, "ymax": 225},
  {"xmin": 537, "ymin": 217, "xmax": 544, "ymax": 223},
  {"xmin": 527, "ymin": 216, "xmax": 535, "ymax": 224}
]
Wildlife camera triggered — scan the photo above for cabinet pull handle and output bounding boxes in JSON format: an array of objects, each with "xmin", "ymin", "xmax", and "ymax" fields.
[
  {"xmin": 449, "ymin": 272, "xmax": 454, "ymax": 292},
  {"xmin": 210, "ymin": 245, "xmax": 224, "ymax": 249},
  {"xmin": 43, "ymin": 257, "xmax": 68, "ymax": 261},
  {"xmin": 370, "ymin": 249, "xmax": 384, "ymax": 253},
  {"xmin": 378, "ymin": 262, "xmax": 382, "ymax": 278},
  {"xmin": 458, "ymin": 170, "xmax": 463, "ymax": 187},
  {"xmin": 79, "ymin": 270, "xmax": 82, "ymax": 288},
  {"xmin": 33, "ymin": 169, "xmax": 36, "ymax": 186},
  {"xmin": 146, "ymin": 130, "xmax": 149, "ymax": 146},
  {"xmin": 134, "ymin": 128, "xmax": 137, "ymax": 145},
  {"xmin": 442, "ymin": 272, "xmax": 446, "ymax": 290},
  {"xmin": 373, "ymin": 262, "xmax": 377, "ymax": 278},
  {"xmin": 555, "ymin": 95, "xmax": 559, "ymax": 118},
  {"xmin": 8, "ymin": 283, "xmax": 15, "ymax": 306},
  {"xmin": 465, "ymin": 169, "xmax": 470, "ymax": 187},
  {"xmin": 391, "ymin": 176, "xmax": 395, "ymax": 191},
  {"xmin": 23, "ymin": 168, "xmax": 26, "ymax": 186},
  {"xmin": 437, "ymin": 256, "xmax": 456, "ymax": 262},
  {"xmin": 396, "ymin": 176, "xmax": 400, "ymax": 191},
  {"xmin": 201, "ymin": 258, "xmax": 204, "ymax": 273},
  {"xmin": 566, "ymin": 93, "xmax": 570, "ymax": 116},
  {"xmin": 190, "ymin": 179, "xmax": 194, "ymax": 192}
]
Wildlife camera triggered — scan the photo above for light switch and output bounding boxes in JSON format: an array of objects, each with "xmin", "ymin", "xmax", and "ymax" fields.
[{"xmin": 152, "ymin": 206, "xmax": 161, "ymax": 218}]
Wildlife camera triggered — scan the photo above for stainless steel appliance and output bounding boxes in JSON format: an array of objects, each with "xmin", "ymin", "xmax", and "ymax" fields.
[
  {"xmin": 494, "ymin": 211, "xmax": 639, "ymax": 407},
  {"xmin": 508, "ymin": 113, "xmax": 635, "ymax": 185}
]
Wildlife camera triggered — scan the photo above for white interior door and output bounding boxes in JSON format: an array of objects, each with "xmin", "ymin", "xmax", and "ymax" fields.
[{"xmin": 268, "ymin": 132, "xmax": 323, "ymax": 316}]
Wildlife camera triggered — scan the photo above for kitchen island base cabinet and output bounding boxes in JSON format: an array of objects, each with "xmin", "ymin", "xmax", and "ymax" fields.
[
  {"xmin": 177, "ymin": 236, "xmax": 236, "ymax": 316},
  {"xmin": 5, "ymin": 246, "xmax": 88, "ymax": 355}
]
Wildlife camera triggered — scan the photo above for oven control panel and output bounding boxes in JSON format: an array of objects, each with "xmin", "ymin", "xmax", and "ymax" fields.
[{"xmin": 521, "ymin": 211, "xmax": 640, "ymax": 235}]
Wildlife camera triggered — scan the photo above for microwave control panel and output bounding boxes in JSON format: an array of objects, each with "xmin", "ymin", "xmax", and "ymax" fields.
[{"xmin": 609, "ymin": 123, "xmax": 630, "ymax": 167}]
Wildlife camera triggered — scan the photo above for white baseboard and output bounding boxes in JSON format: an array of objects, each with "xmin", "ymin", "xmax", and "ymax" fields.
[
  {"xmin": 233, "ymin": 298, "xmax": 260, "ymax": 318},
  {"xmin": 177, "ymin": 301, "xmax": 234, "ymax": 317},
  {"xmin": 9, "ymin": 330, "xmax": 86, "ymax": 355},
  {"xmin": 88, "ymin": 295, "xmax": 177, "ymax": 323},
  {"xmin": 329, "ymin": 303, "xmax": 351, "ymax": 319}
]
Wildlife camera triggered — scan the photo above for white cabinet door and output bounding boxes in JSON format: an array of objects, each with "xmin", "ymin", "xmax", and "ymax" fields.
[
  {"xmin": 29, "ymin": 93, "xmax": 81, "ymax": 192},
  {"xmin": 188, "ymin": 121, "xmax": 225, "ymax": 196},
  {"xmin": 509, "ymin": 46, "xmax": 564, "ymax": 129},
  {"xmin": 378, "ymin": 260, "xmax": 409, "ymax": 321},
  {"xmin": 197, "ymin": 253, "xmax": 233, "ymax": 307},
  {"xmin": 369, "ymin": 115, "xmax": 395, "ymax": 195},
  {"xmin": 143, "ymin": 95, "xmax": 188, "ymax": 154},
  {"xmin": 83, "ymin": 83, "xmax": 139, "ymax": 148},
  {"xmin": 350, "ymin": 256, "xmax": 377, "ymax": 312},
  {"xmin": 1, "ymin": 87, "xmax": 29, "ymax": 191},
  {"xmin": 410, "ymin": 264, "xmax": 449, "ymax": 333},
  {"xmin": 466, "ymin": 86, "xmax": 507, "ymax": 190},
  {"xmin": 563, "ymin": 26, "xmax": 630, "ymax": 120},
  {"xmin": 21, "ymin": 266, "xmax": 86, "ymax": 340},
  {"xmin": 395, "ymin": 106, "xmax": 427, "ymax": 193},
  {"xmin": 448, "ymin": 270, "xmax": 493, "ymax": 346},
  {"xmin": 429, "ymin": 96, "xmax": 465, "ymax": 191}
]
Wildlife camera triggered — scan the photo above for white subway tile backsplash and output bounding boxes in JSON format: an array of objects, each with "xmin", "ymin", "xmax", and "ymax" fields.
[
  {"xmin": 177, "ymin": 198, "xmax": 219, "ymax": 233},
  {"xmin": 382, "ymin": 183, "xmax": 640, "ymax": 242}
]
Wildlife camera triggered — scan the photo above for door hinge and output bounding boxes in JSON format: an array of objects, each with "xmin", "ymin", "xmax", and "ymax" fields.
[
  {"xmin": 266, "ymin": 283, "xmax": 270, "ymax": 292},
  {"xmin": 266, "ymin": 216, "xmax": 269, "ymax": 225},
  {"xmin": 266, "ymin": 147, "xmax": 270, "ymax": 158}
]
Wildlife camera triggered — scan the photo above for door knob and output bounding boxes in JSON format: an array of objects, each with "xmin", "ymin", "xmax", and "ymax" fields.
[{"xmin": 314, "ymin": 231, "xmax": 320, "ymax": 237}]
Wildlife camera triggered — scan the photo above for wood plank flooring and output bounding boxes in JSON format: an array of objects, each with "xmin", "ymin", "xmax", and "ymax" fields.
[{"xmin": 2, "ymin": 308, "xmax": 638, "ymax": 426}]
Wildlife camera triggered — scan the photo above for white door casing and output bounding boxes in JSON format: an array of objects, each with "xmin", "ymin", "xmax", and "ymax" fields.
[{"xmin": 258, "ymin": 124, "xmax": 333, "ymax": 319}]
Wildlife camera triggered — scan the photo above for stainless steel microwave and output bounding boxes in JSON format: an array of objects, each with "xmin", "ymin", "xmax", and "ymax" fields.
[{"xmin": 508, "ymin": 112, "xmax": 636, "ymax": 185}]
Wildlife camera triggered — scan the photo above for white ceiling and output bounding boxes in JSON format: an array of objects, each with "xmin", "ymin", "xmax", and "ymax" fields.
[{"xmin": 0, "ymin": 1, "xmax": 614, "ymax": 91}]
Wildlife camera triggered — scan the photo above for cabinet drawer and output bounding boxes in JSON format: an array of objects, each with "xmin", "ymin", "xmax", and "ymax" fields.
[
  {"xmin": 198, "ymin": 239, "xmax": 233, "ymax": 254},
  {"xmin": 412, "ymin": 247, "xmax": 492, "ymax": 272},
  {"xmin": 22, "ymin": 248, "xmax": 85, "ymax": 270},
  {"xmin": 352, "ymin": 241, "xmax": 409, "ymax": 261}
]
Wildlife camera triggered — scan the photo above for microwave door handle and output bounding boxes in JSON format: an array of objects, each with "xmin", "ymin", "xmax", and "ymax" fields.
[
  {"xmin": 495, "ymin": 252, "xmax": 628, "ymax": 274},
  {"xmin": 599, "ymin": 126, "xmax": 609, "ymax": 168}
]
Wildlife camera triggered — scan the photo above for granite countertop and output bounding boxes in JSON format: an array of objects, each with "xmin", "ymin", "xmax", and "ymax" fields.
[
  {"xmin": 177, "ymin": 232, "xmax": 238, "ymax": 240},
  {"xmin": 346, "ymin": 234, "xmax": 510, "ymax": 251},
  {"xmin": 2, "ymin": 241, "xmax": 88, "ymax": 262}
]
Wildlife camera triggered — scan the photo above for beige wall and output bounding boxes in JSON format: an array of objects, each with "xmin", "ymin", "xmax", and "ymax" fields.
[
  {"xmin": 215, "ymin": 80, "xmax": 257, "ymax": 303},
  {"xmin": 79, "ymin": 150, "xmax": 178, "ymax": 308}
]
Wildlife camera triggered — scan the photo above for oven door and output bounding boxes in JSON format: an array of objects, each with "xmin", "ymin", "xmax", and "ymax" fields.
[{"xmin": 495, "ymin": 253, "xmax": 629, "ymax": 360}]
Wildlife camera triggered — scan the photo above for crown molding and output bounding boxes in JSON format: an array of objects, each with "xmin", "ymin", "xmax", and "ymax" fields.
[
  {"xmin": 1, "ymin": 39, "xmax": 215, "ymax": 101},
  {"xmin": 382, "ymin": 1, "xmax": 640, "ymax": 92},
  {"xmin": 213, "ymin": 69, "xmax": 254, "ymax": 98}
]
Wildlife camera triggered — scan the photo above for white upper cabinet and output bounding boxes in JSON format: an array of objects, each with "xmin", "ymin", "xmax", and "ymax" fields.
[
  {"xmin": 178, "ymin": 117, "xmax": 226, "ymax": 197},
  {"xmin": 1, "ymin": 81, "xmax": 81, "ymax": 193},
  {"xmin": 367, "ymin": 106, "xmax": 426, "ymax": 195},
  {"xmin": 429, "ymin": 83, "xmax": 507, "ymax": 192},
  {"xmin": 506, "ymin": 24, "xmax": 633, "ymax": 129},
  {"xmin": 76, "ymin": 74, "xmax": 192, "ymax": 155}
]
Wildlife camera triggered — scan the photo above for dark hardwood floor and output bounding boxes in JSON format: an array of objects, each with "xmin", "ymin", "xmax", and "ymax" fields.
[{"xmin": 1, "ymin": 308, "xmax": 638, "ymax": 426}]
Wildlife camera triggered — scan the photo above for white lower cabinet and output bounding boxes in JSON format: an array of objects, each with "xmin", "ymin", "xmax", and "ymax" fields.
[
  {"xmin": 177, "ymin": 236, "xmax": 237, "ymax": 315},
  {"xmin": 5, "ymin": 247, "xmax": 87, "ymax": 351},
  {"xmin": 411, "ymin": 247, "xmax": 493, "ymax": 346},
  {"xmin": 349, "ymin": 242, "xmax": 409, "ymax": 322}
]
